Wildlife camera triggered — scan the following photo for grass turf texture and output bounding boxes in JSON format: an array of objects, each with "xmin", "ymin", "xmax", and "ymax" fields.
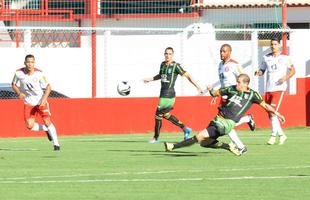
[{"xmin": 0, "ymin": 127, "xmax": 309, "ymax": 200}]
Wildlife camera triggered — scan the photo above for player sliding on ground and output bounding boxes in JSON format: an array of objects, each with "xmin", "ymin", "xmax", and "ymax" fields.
[
  {"xmin": 164, "ymin": 74, "xmax": 285, "ymax": 156},
  {"xmin": 202, "ymin": 43, "xmax": 255, "ymax": 154}
]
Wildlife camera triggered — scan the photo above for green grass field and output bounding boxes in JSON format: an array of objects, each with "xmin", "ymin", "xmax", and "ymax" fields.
[{"xmin": 0, "ymin": 127, "xmax": 310, "ymax": 200}]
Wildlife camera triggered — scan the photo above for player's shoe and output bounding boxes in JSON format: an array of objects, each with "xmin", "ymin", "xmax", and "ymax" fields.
[
  {"xmin": 247, "ymin": 114, "xmax": 256, "ymax": 131},
  {"xmin": 267, "ymin": 136, "xmax": 276, "ymax": 145},
  {"xmin": 239, "ymin": 146, "xmax": 247, "ymax": 155},
  {"xmin": 45, "ymin": 131, "xmax": 53, "ymax": 141},
  {"xmin": 164, "ymin": 142, "xmax": 174, "ymax": 151},
  {"xmin": 149, "ymin": 137, "xmax": 159, "ymax": 144},
  {"xmin": 228, "ymin": 142, "xmax": 241, "ymax": 156},
  {"xmin": 54, "ymin": 145, "xmax": 60, "ymax": 151},
  {"xmin": 183, "ymin": 127, "xmax": 192, "ymax": 140},
  {"xmin": 279, "ymin": 135, "xmax": 287, "ymax": 145}
]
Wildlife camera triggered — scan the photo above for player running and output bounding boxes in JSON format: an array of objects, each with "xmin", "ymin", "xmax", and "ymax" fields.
[
  {"xmin": 144, "ymin": 47, "xmax": 203, "ymax": 143},
  {"xmin": 164, "ymin": 74, "xmax": 285, "ymax": 155},
  {"xmin": 12, "ymin": 54, "xmax": 60, "ymax": 151}
]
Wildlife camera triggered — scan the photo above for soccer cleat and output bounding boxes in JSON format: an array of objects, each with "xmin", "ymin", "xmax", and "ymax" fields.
[
  {"xmin": 247, "ymin": 114, "xmax": 256, "ymax": 131},
  {"xmin": 239, "ymin": 146, "xmax": 247, "ymax": 155},
  {"xmin": 164, "ymin": 142, "xmax": 174, "ymax": 151},
  {"xmin": 149, "ymin": 137, "xmax": 159, "ymax": 144},
  {"xmin": 183, "ymin": 127, "xmax": 192, "ymax": 140},
  {"xmin": 267, "ymin": 136, "xmax": 276, "ymax": 145},
  {"xmin": 54, "ymin": 145, "xmax": 60, "ymax": 151},
  {"xmin": 279, "ymin": 135, "xmax": 287, "ymax": 145},
  {"xmin": 228, "ymin": 142, "xmax": 241, "ymax": 156},
  {"xmin": 45, "ymin": 131, "xmax": 53, "ymax": 141}
]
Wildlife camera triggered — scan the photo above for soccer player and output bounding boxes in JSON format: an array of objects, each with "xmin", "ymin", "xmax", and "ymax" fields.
[
  {"xmin": 12, "ymin": 54, "xmax": 60, "ymax": 151},
  {"xmin": 255, "ymin": 37, "xmax": 295, "ymax": 145},
  {"xmin": 144, "ymin": 47, "xmax": 203, "ymax": 143},
  {"xmin": 164, "ymin": 74, "xmax": 285, "ymax": 155},
  {"xmin": 201, "ymin": 44, "xmax": 255, "ymax": 153}
]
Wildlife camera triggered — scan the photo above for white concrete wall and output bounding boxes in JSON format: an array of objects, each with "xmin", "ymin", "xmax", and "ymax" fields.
[{"xmin": 0, "ymin": 29, "xmax": 309, "ymax": 98}]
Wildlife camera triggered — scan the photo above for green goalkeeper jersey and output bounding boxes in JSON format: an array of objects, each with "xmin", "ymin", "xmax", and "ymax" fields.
[
  {"xmin": 159, "ymin": 61, "xmax": 186, "ymax": 98},
  {"xmin": 218, "ymin": 85, "xmax": 263, "ymax": 122}
]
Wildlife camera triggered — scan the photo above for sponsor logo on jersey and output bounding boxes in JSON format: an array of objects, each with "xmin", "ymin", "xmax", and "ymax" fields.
[
  {"xmin": 229, "ymin": 95, "xmax": 242, "ymax": 107},
  {"xmin": 161, "ymin": 74, "xmax": 170, "ymax": 83}
]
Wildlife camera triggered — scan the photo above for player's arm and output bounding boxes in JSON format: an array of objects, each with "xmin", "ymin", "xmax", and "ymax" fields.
[
  {"xmin": 207, "ymin": 85, "xmax": 221, "ymax": 97},
  {"xmin": 183, "ymin": 72, "xmax": 203, "ymax": 94},
  {"xmin": 11, "ymin": 75, "xmax": 25, "ymax": 99},
  {"xmin": 40, "ymin": 83, "xmax": 51, "ymax": 106},
  {"xmin": 259, "ymin": 101, "xmax": 285, "ymax": 123},
  {"xmin": 236, "ymin": 65, "xmax": 244, "ymax": 74},
  {"xmin": 255, "ymin": 59, "xmax": 267, "ymax": 76},
  {"xmin": 278, "ymin": 63, "xmax": 296, "ymax": 84},
  {"xmin": 143, "ymin": 74, "xmax": 160, "ymax": 83}
]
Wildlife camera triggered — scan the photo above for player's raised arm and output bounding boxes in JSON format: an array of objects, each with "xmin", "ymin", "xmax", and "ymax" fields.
[{"xmin": 259, "ymin": 101, "xmax": 285, "ymax": 123}]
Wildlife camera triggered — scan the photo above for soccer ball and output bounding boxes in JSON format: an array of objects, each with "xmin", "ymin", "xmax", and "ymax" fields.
[{"xmin": 117, "ymin": 81, "xmax": 131, "ymax": 96}]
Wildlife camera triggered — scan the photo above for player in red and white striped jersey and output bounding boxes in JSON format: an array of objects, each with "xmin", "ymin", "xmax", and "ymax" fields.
[
  {"xmin": 12, "ymin": 54, "xmax": 60, "ymax": 150},
  {"xmin": 255, "ymin": 37, "xmax": 295, "ymax": 145}
]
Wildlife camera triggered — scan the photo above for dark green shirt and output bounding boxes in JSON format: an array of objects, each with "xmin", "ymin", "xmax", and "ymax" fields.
[
  {"xmin": 218, "ymin": 86, "xmax": 263, "ymax": 122},
  {"xmin": 159, "ymin": 61, "xmax": 186, "ymax": 98}
]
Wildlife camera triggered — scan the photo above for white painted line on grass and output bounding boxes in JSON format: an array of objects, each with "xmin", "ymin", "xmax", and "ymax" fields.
[
  {"xmin": 0, "ymin": 178, "xmax": 203, "ymax": 184},
  {"xmin": 0, "ymin": 165, "xmax": 309, "ymax": 182},
  {"xmin": 1, "ymin": 175, "xmax": 310, "ymax": 184}
]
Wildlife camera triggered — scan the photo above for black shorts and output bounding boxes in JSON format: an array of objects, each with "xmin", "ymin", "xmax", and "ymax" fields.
[{"xmin": 206, "ymin": 124, "xmax": 222, "ymax": 139}]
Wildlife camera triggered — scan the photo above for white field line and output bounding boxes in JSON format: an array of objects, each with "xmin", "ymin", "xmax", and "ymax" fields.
[
  {"xmin": 209, "ymin": 175, "xmax": 310, "ymax": 180},
  {"xmin": 0, "ymin": 178, "xmax": 203, "ymax": 184},
  {"xmin": 1, "ymin": 176, "xmax": 310, "ymax": 184},
  {"xmin": 0, "ymin": 165, "xmax": 309, "ymax": 182}
]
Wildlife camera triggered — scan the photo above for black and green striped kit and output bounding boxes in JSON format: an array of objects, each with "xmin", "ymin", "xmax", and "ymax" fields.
[
  {"xmin": 159, "ymin": 61, "xmax": 186, "ymax": 98},
  {"xmin": 218, "ymin": 86, "xmax": 263, "ymax": 122}
]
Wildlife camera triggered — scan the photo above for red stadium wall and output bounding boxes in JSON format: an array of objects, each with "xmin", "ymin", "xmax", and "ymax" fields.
[{"xmin": 0, "ymin": 78, "xmax": 309, "ymax": 138}]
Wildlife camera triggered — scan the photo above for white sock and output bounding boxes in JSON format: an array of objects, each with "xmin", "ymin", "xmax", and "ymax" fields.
[
  {"xmin": 235, "ymin": 115, "xmax": 250, "ymax": 126},
  {"xmin": 270, "ymin": 116, "xmax": 278, "ymax": 137},
  {"xmin": 47, "ymin": 123, "xmax": 60, "ymax": 146},
  {"xmin": 31, "ymin": 123, "xmax": 48, "ymax": 131},
  {"xmin": 228, "ymin": 129, "xmax": 245, "ymax": 150},
  {"xmin": 273, "ymin": 116, "xmax": 284, "ymax": 136},
  {"xmin": 270, "ymin": 116, "xmax": 285, "ymax": 136}
]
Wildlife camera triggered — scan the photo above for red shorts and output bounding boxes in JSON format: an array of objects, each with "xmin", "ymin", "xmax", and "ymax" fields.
[
  {"xmin": 264, "ymin": 91, "xmax": 285, "ymax": 111},
  {"xmin": 24, "ymin": 103, "xmax": 51, "ymax": 121}
]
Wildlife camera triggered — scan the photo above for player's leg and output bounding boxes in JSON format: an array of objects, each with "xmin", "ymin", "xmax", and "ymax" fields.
[
  {"xmin": 24, "ymin": 105, "xmax": 51, "ymax": 140},
  {"xmin": 161, "ymin": 98, "xmax": 192, "ymax": 139},
  {"xmin": 228, "ymin": 129, "xmax": 247, "ymax": 155},
  {"xmin": 235, "ymin": 114, "xmax": 256, "ymax": 131},
  {"xmin": 39, "ymin": 103, "xmax": 60, "ymax": 150},
  {"xmin": 149, "ymin": 110, "xmax": 162, "ymax": 144},
  {"xmin": 273, "ymin": 91, "xmax": 286, "ymax": 144},
  {"xmin": 266, "ymin": 91, "xmax": 286, "ymax": 145},
  {"xmin": 164, "ymin": 128, "xmax": 209, "ymax": 151}
]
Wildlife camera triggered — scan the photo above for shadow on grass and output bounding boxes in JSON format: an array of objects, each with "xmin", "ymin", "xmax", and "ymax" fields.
[
  {"xmin": 75, "ymin": 140, "xmax": 144, "ymax": 143},
  {"xmin": 108, "ymin": 149, "xmax": 216, "ymax": 157},
  {"xmin": 0, "ymin": 148, "xmax": 39, "ymax": 151}
]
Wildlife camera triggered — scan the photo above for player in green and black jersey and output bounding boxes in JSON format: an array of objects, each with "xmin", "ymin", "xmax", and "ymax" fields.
[
  {"xmin": 164, "ymin": 74, "xmax": 286, "ymax": 155},
  {"xmin": 144, "ymin": 47, "xmax": 203, "ymax": 143}
]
